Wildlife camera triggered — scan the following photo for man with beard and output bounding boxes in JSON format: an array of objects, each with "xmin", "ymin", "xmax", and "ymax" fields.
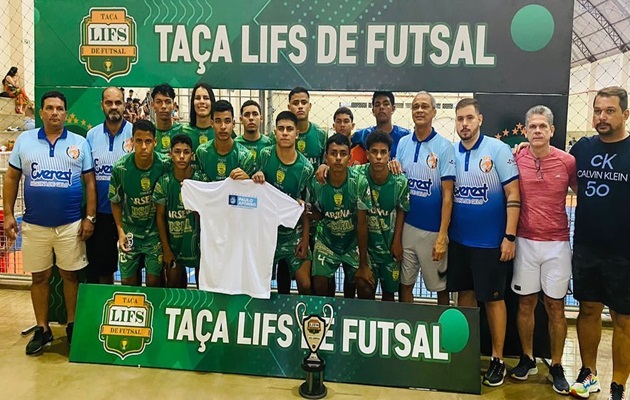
[
  {"xmin": 85, "ymin": 87, "xmax": 133, "ymax": 284},
  {"xmin": 235, "ymin": 100, "xmax": 272, "ymax": 162},
  {"xmin": 152, "ymin": 83, "xmax": 184, "ymax": 154}
]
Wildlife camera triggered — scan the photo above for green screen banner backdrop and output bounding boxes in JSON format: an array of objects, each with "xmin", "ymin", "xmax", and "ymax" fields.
[
  {"xmin": 70, "ymin": 284, "xmax": 481, "ymax": 394},
  {"xmin": 34, "ymin": 0, "xmax": 572, "ymax": 94}
]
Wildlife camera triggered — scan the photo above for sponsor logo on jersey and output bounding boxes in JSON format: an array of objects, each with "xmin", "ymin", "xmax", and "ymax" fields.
[
  {"xmin": 140, "ymin": 176, "xmax": 151, "ymax": 191},
  {"xmin": 453, "ymin": 183, "xmax": 489, "ymax": 203},
  {"xmin": 217, "ymin": 162, "xmax": 226, "ymax": 176},
  {"xmin": 66, "ymin": 145, "xmax": 81, "ymax": 160},
  {"xmin": 228, "ymin": 194, "xmax": 258, "ymax": 209},
  {"xmin": 99, "ymin": 292, "xmax": 153, "ymax": 360},
  {"xmin": 479, "ymin": 155, "xmax": 493, "ymax": 173},
  {"xmin": 94, "ymin": 158, "xmax": 113, "ymax": 178},
  {"xmin": 276, "ymin": 169, "xmax": 286, "ymax": 184},
  {"xmin": 334, "ymin": 192, "xmax": 343, "ymax": 206},
  {"xmin": 79, "ymin": 8, "xmax": 138, "ymax": 82},
  {"xmin": 30, "ymin": 163, "xmax": 73, "ymax": 187},
  {"xmin": 297, "ymin": 140, "xmax": 306, "ymax": 152},
  {"xmin": 123, "ymin": 138, "xmax": 133, "ymax": 153},
  {"xmin": 426, "ymin": 153, "xmax": 438, "ymax": 169},
  {"xmin": 408, "ymin": 178, "xmax": 432, "ymax": 197},
  {"xmin": 161, "ymin": 135, "xmax": 171, "ymax": 150}
]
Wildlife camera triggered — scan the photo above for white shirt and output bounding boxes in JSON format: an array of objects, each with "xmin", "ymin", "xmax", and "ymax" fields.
[{"xmin": 182, "ymin": 179, "xmax": 304, "ymax": 298}]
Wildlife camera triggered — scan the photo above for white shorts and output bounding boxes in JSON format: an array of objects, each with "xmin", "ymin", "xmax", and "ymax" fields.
[
  {"xmin": 512, "ymin": 237, "xmax": 572, "ymax": 299},
  {"xmin": 21, "ymin": 220, "xmax": 88, "ymax": 273},
  {"xmin": 400, "ymin": 223, "xmax": 447, "ymax": 292}
]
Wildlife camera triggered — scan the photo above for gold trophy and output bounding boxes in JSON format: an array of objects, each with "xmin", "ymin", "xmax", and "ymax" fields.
[{"xmin": 295, "ymin": 302, "xmax": 333, "ymax": 399}]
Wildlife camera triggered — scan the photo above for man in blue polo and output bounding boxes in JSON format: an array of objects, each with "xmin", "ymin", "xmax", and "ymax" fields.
[
  {"xmin": 352, "ymin": 91, "xmax": 411, "ymax": 159},
  {"xmin": 397, "ymin": 91, "xmax": 455, "ymax": 305},
  {"xmin": 447, "ymin": 98, "xmax": 520, "ymax": 387},
  {"xmin": 85, "ymin": 87, "xmax": 133, "ymax": 284},
  {"xmin": 3, "ymin": 91, "xmax": 96, "ymax": 355}
]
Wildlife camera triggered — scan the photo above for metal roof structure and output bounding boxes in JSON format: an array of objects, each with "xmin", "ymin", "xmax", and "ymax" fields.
[{"xmin": 572, "ymin": 0, "xmax": 630, "ymax": 66}]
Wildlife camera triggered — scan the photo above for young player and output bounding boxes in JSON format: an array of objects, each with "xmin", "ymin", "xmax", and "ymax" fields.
[{"xmin": 236, "ymin": 100, "xmax": 272, "ymax": 161}]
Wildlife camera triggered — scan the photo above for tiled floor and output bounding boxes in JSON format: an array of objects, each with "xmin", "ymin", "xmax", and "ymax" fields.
[{"xmin": 0, "ymin": 288, "xmax": 620, "ymax": 399}]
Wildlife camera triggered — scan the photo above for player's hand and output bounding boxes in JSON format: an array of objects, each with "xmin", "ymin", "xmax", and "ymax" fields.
[
  {"xmin": 295, "ymin": 238, "xmax": 308, "ymax": 259},
  {"xmin": 315, "ymin": 164, "xmax": 329, "ymax": 184},
  {"xmin": 391, "ymin": 239, "xmax": 403, "ymax": 263},
  {"xmin": 118, "ymin": 233, "xmax": 131, "ymax": 252},
  {"xmin": 229, "ymin": 168, "xmax": 250, "ymax": 180},
  {"xmin": 513, "ymin": 141, "xmax": 530, "ymax": 155},
  {"xmin": 79, "ymin": 218, "xmax": 94, "ymax": 241},
  {"xmin": 387, "ymin": 160, "xmax": 403, "ymax": 175},
  {"xmin": 163, "ymin": 248, "xmax": 176, "ymax": 269},
  {"xmin": 500, "ymin": 238, "xmax": 515, "ymax": 262},
  {"xmin": 4, "ymin": 214, "xmax": 18, "ymax": 241},
  {"xmin": 354, "ymin": 265, "xmax": 375, "ymax": 288},
  {"xmin": 432, "ymin": 234, "xmax": 448, "ymax": 261},
  {"xmin": 252, "ymin": 171, "xmax": 266, "ymax": 184}
]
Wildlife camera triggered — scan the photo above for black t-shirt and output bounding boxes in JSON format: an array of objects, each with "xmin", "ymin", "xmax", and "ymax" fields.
[{"xmin": 570, "ymin": 135, "xmax": 630, "ymax": 254}]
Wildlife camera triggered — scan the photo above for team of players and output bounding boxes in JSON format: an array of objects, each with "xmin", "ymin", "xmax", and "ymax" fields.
[{"xmin": 4, "ymin": 84, "xmax": 629, "ymax": 400}]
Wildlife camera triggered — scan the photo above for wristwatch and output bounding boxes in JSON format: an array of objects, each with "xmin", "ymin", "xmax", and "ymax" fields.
[
  {"xmin": 504, "ymin": 234, "xmax": 516, "ymax": 242},
  {"xmin": 86, "ymin": 215, "xmax": 97, "ymax": 224}
]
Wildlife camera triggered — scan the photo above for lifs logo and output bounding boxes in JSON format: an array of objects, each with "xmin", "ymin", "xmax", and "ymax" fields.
[
  {"xmin": 79, "ymin": 8, "xmax": 138, "ymax": 81},
  {"xmin": 99, "ymin": 292, "xmax": 153, "ymax": 360}
]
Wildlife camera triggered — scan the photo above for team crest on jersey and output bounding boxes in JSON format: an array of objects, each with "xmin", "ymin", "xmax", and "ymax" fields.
[
  {"xmin": 479, "ymin": 156, "xmax": 494, "ymax": 173},
  {"xmin": 217, "ymin": 162, "xmax": 227, "ymax": 176},
  {"xmin": 123, "ymin": 138, "xmax": 133, "ymax": 153},
  {"xmin": 392, "ymin": 269, "xmax": 399, "ymax": 281},
  {"xmin": 372, "ymin": 189, "xmax": 380, "ymax": 203},
  {"xmin": 161, "ymin": 135, "xmax": 171, "ymax": 149},
  {"xmin": 276, "ymin": 169, "xmax": 286, "ymax": 184},
  {"xmin": 426, "ymin": 153, "xmax": 438, "ymax": 169},
  {"xmin": 334, "ymin": 192, "xmax": 343, "ymax": 206},
  {"xmin": 250, "ymin": 149, "xmax": 257, "ymax": 160},
  {"xmin": 199, "ymin": 135, "xmax": 208, "ymax": 144},
  {"xmin": 66, "ymin": 146, "xmax": 81, "ymax": 160},
  {"xmin": 297, "ymin": 140, "xmax": 306, "ymax": 152},
  {"xmin": 140, "ymin": 177, "xmax": 151, "ymax": 191}
]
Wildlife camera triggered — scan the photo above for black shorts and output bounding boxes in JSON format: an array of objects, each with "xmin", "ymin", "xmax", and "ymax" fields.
[
  {"xmin": 573, "ymin": 245, "xmax": 630, "ymax": 315},
  {"xmin": 85, "ymin": 213, "xmax": 119, "ymax": 281},
  {"xmin": 446, "ymin": 241, "xmax": 509, "ymax": 302}
]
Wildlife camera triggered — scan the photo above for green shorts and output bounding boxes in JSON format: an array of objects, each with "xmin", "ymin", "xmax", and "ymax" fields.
[
  {"xmin": 119, "ymin": 240, "xmax": 163, "ymax": 279},
  {"xmin": 274, "ymin": 233, "xmax": 312, "ymax": 277},
  {"xmin": 312, "ymin": 240, "xmax": 358, "ymax": 278},
  {"xmin": 368, "ymin": 251, "xmax": 400, "ymax": 293}
]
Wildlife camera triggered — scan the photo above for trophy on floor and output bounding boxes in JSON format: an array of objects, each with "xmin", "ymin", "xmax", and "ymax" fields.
[{"xmin": 295, "ymin": 302, "xmax": 334, "ymax": 399}]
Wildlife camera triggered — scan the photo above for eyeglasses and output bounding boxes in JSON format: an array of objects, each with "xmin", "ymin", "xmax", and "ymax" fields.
[{"xmin": 534, "ymin": 158, "xmax": 543, "ymax": 180}]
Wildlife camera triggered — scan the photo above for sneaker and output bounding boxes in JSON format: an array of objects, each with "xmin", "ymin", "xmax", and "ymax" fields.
[
  {"xmin": 510, "ymin": 355, "xmax": 538, "ymax": 380},
  {"xmin": 548, "ymin": 364, "xmax": 569, "ymax": 395},
  {"xmin": 66, "ymin": 322, "xmax": 74, "ymax": 345},
  {"xmin": 609, "ymin": 382, "xmax": 625, "ymax": 400},
  {"xmin": 483, "ymin": 357, "xmax": 506, "ymax": 387},
  {"xmin": 570, "ymin": 367, "xmax": 601, "ymax": 398},
  {"xmin": 25, "ymin": 326, "xmax": 53, "ymax": 355}
]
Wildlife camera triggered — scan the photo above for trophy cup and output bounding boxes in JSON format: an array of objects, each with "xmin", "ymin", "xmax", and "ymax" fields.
[{"xmin": 295, "ymin": 302, "xmax": 334, "ymax": 399}]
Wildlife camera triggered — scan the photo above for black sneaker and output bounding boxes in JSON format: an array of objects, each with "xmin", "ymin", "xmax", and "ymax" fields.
[
  {"xmin": 609, "ymin": 382, "xmax": 625, "ymax": 400},
  {"xmin": 510, "ymin": 355, "xmax": 538, "ymax": 380},
  {"xmin": 66, "ymin": 322, "xmax": 74, "ymax": 345},
  {"xmin": 483, "ymin": 357, "xmax": 506, "ymax": 387},
  {"xmin": 548, "ymin": 364, "xmax": 569, "ymax": 395},
  {"xmin": 25, "ymin": 326, "xmax": 53, "ymax": 355}
]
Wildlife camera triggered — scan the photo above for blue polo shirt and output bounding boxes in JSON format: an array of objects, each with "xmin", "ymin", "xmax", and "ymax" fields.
[
  {"xmin": 449, "ymin": 134, "xmax": 519, "ymax": 248},
  {"xmin": 9, "ymin": 128, "xmax": 94, "ymax": 227},
  {"xmin": 352, "ymin": 125, "xmax": 411, "ymax": 158},
  {"xmin": 86, "ymin": 120, "xmax": 133, "ymax": 214},
  {"xmin": 396, "ymin": 128, "xmax": 455, "ymax": 232}
]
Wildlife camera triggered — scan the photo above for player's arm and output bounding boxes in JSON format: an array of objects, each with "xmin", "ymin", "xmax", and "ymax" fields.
[
  {"xmin": 433, "ymin": 179, "xmax": 453, "ymax": 261},
  {"xmin": 79, "ymin": 171, "xmax": 97, "ymax": 241},
  {"xmin": 2, "ymin": 166, "xmax": 22, "ymax": 240},
  {"xmin": 155, "ymin": 203, "xmax": 175, "ymax": 267},
  {"xmin": 391, "ymin": 207, "xmax": 406, "ymax": 263},
  {"xmin": 502, "ymin": 179, "xmax": 520, "ymax": 262},
  {"xmin": 111, "ymin": 201, "xmax": 130, "ymax": 252},
  {"xmin": 354, "ymin": 209, "xmax": 374, "ymax": 287},
  {"xmin": 295, "ymin": 204, "xmax": 310, "ymax": 259}
]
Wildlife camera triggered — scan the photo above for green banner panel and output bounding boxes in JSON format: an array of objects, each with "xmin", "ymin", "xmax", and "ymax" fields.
[
  {"xmin": 70, "ymin": 284, "xmax": 481, "ymax": 394},
  {"xmin": 34, "ymin": 0, "xmax": 572, "ymax": 94}
]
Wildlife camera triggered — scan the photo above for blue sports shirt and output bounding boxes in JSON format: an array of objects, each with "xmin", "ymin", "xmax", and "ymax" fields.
[
  {"xmin": 352, "ymin": 125, "xmax": 411, "ymax": 158},
  {"xmin": 449, "ymin": 134, "xmax": 519, "ymax": 248},
  {"xmin": 9, "ymin": 128, "xmax": 94, "ymax": 227},
  {"xmin": 396, "ymin": 128, "xmax": 455, "ymax": 232}
]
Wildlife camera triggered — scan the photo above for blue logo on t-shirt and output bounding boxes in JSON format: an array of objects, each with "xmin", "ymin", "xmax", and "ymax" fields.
[
  {"xmin": 30, "ymin": 162, "xmax": 72, "ymax": 187},
  {"xmin": 228, "ymin": 195, "xmax": 258, "ymax": 209}
]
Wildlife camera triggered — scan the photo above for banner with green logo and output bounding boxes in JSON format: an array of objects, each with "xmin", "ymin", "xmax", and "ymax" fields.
[
  {"xmin": 70, "ymin": 284, "xmax": 481, "ymax": 394},
  {"xmin": 34, "ymin": 0, "xmax": 572, "ymax": 94}
]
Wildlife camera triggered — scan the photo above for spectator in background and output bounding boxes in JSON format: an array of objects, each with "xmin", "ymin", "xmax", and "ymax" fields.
[
  {"xmin": 123, "ymin": 97, "xmax": 135, "ymax": 122},
  {"xmin": 23, "ymin": 105, "xmax": 35, "ymax": 131},
  {"xmin": 3, "ymin": 66, "xmax": 31, "ymax": 114}
]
